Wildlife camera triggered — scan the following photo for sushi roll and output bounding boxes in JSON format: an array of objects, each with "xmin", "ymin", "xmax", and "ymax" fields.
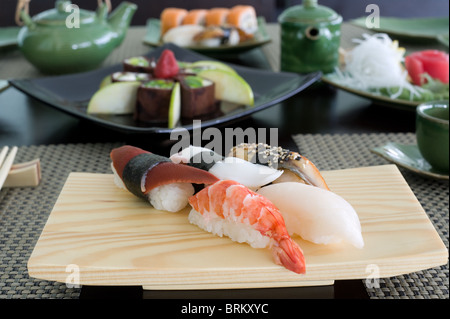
[
  {"xmin": 182, "ymin": 9, "xmax": 208, "ymax": 25},
  {"xmin": 110, "ymin": 145, "xmax": 219, "ymax": 212},
  {"xmin": 111, "ymin": 72, "xmax": 152, "ymax": 83},
  {"xmin": 205, "ymin": 8, "xmax": 230, "ymax": 27},
  {"xmin": 193, "ymin": 26, "xmax": 240, "ymax": 47},
  {"xmin": 227, "ymin": 5, "xmax": 258, "ymax": 35},
  {"xmin": 178, "ymin": 75, "xmax": 218, "ymax": 118},
  {"xmin": 123, "ymin": 56, "xmax": 155, "ymax": 74},
  {"xmin": 188, "ymin": 180, "xmax": 306, "ymax": 274},
  {"xmin": 134, "ymin": 79, "xmax": 175, "ymax": 124},
  {"xmin": 160, "ymin": 8, "xmax": 188, "ymax": 35},
  {"xmin": 229, "ymin": 143, "xmax": 330, "ymax": 190}
]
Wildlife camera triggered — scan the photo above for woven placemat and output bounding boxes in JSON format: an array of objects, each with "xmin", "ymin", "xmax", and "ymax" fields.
[
  {"xmin": 292, "ymin": 133, "xmax": 449, "ymax": 299},
  {"xmin": 0, "ymin": 137, "xmax": 448, "ymax": 299},
  {"xmin": 0, "ymin": 143, "xmax": 122, "ymax": 299}
]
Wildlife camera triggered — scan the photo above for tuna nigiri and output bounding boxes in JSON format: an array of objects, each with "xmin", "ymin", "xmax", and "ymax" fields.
[
  {"xmin": 160, "ymin": 8, "xmax": 188, "ymax": 35},
  {"xmin": 110, "ymin": 145, "xmax": 218, "ymax": 212},
  {"xmin": 188, "ymin": 180, "xmax": 306, "ymax": 274},
  {"xmin": 257, "ymin": 182, "xmax": 364, "ymax": 249}
]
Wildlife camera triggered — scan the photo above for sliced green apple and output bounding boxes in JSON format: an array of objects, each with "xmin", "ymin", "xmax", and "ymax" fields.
[
  {"xmin": 99, "ymin": 74, "xmax": 113, "ymax": 89},
  {"xmin": 190, "ymin": 60, "xmax": 237, "ymax": 74},
  {"xmin": 87, "ymin": 81, "xmax": 140, "ymax": 114},
  {"xmin": 168, "ymin": 82, "xmax": 181, "ymax": 129},
  {"xmin": 197, "ymin": 69, "xmax": 254, "ymax": 106}
]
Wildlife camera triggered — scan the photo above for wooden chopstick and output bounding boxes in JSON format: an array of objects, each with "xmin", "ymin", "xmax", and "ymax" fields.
[
  {"xmin": 0, "ymin": 146, "xmax": 9, "ymax": 167},
  {"xmin": 0, "ymin": 146, "xmax": 18, "ymax": 191}
]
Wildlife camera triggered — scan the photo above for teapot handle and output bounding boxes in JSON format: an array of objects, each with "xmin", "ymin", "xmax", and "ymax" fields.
[
  {"xmin": 97, "ymin": 0, "xmax": 112, "ymax": 12},
  {"xmin": 15, "ymin": 0, "xmax": 31, "ymax": 26}
]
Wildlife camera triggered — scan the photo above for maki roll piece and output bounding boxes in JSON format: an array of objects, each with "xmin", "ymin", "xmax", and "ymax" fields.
[
  {"xmin": 110, "ymin": 145, "xmax": 219, "ymax": 212},
  {"xmin": 134, "ymin": 79, "xmax": 175, "ymax": 124},
  {"xmin": 123, "ymin": 56, "xmax": 155, "ymax": 73},
  {"xmin": 226, "ymin": 5, "xmax": 258, "ymax": 36},
  {"xmin": 205, "ymin": 8, "xmax": 230, "ymax": 27},
  {"xmin": 182, "ymin": 9, "xmax": 208, "ymax": 25},
  {"xmin": 111, "ymin": 72, "xmax": 152, "ymax": 83},
  {"xmin": 179, "ymin": 75, "xmax": 218, "ymax": 119}
]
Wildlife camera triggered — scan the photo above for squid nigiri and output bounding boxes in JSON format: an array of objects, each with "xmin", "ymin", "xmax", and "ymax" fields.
[
  {"xmin": 188, "ymin": 180, "xmax": 306, "ymax": 274},
  {"xmin": 110, "ymin": 145, "xmax": 218, "ymax": 212},
  {"xmin": 257, "ymin": 182, "xmax": 364, "ymax": 249},
  {"xmin": 170, "ymin": 145, "xmax": 283, "ymax": 190}
]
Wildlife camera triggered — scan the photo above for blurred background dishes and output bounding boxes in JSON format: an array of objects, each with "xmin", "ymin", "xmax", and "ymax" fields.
[{"xmin": 15, "ymin": 0, "xmax": 137, "ymax": 74}]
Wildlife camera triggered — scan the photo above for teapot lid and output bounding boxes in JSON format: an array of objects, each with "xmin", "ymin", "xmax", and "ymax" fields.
[
  {"xmin": 33, "ymin": 0, "xmax": 95, "ymax": 25},
  {"xmin": 279, "ymin": 0, "xmax": 341, "ymax": 23}
]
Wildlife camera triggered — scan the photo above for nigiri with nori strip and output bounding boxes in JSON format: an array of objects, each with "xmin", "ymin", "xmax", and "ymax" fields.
[
  {"xmin": 188, "ymin": 180, "xmax": 306, "ymax": 274},
  {"xmin": 110, "ymin": 145, "xmax": 219, "ymax": 212},
  {"xmin": 170, "ymin": 145, "xmax": 223, "ymax": 171}
]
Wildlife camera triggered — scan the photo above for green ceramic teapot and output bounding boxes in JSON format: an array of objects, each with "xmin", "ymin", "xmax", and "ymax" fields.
[
  {"xmin": 16, "ymin": 0, "xmax": 137, "ymax": 74},
  {"xmin": 279, "ymin": 0, "xmax": 342, "ymax": 74}
]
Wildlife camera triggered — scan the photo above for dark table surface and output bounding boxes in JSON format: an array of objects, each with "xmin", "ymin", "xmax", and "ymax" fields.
[{"xmin": 0, "ymin": 24, "xmax": 445, "ymax": 300}]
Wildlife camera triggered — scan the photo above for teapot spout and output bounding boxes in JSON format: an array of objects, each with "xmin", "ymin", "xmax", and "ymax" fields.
[{"xmin": 108, "ymin": 2, "xmax": 137, "ymax": 46}]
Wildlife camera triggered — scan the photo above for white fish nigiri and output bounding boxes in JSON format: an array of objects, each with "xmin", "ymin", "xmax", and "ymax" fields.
[
  {"xmin": 257, "ymin": 182, "xmax": 364, "ymax": 249},
  {"xmin": 209, "ymin": 157, "xmax": 283, "ymax": 190}
]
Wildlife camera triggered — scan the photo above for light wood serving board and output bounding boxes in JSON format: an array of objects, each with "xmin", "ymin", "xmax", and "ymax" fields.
[{"xmin": 27, "ymin": 165, "xmax": 448, "ymax": 290}]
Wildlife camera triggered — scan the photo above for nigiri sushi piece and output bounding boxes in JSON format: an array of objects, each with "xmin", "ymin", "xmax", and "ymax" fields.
[
  {"xmin": 193, "ymin": 26, "xmax": 240, "ymax": 47},
  {"xmin": 188, "ymin": 180, "xmax": 306, "ymax": 274},
  {"xmin": 208, "ymin": 157, "xmax": 283, "ymax": 190},
  {"xmin": 257, "ymin": 182, "xmax": 364, "ymax": 249},
  {"xmin": 162, "ymin": 24, "xmax": 205, "ymax": 47},
  {"xmin": 227, "ymin": 5, "xmax": 258, "ymax": 35},
  {"xmin": 110, "ymin": 145, "xmax": 219, "ymax": 212},
  {"xmin": 229, "ymin": 143, "xmax": 330, "ymax": 190},
  {"xmin": 205, "ymin": 8, "xmax": 230, "ymax": 27},
  {"xmin": 160, "ymin": 8, "xmax": 188, "ymax": 35},
  {"xmin": 170, "ymin": 145, "xmax": 223, "ymax": 171},
  {"xmin": 183, "ymin": 9, "xmax": 208, "ymax": 25}
]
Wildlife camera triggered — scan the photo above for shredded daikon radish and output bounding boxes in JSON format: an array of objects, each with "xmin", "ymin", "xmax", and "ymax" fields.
[{"xmin": 334, "ymin": 33, "xmax": 422, "ymax": 100}]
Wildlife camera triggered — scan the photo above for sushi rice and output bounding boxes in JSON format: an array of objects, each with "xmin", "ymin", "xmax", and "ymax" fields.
[
  {"xmin": 149, "ymin": 183, "xmax": 194, "ymax": 213},
  {"xmin": 111, "ymin": 162, "xmax": 194, "ymax": 213},
  {"xmin": 188, "ymin": 209, "xmax": 271, "ymax": 249}
]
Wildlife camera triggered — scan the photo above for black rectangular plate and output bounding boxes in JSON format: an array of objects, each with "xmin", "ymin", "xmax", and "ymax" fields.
[{"xmin": 9, "ymin": 44, "xmax": 321, "ymax": 134}]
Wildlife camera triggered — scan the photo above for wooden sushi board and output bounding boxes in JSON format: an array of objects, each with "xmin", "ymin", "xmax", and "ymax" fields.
[{"xmin": 27, "ymin": 165, "xmax": 448, "ymax": 290}]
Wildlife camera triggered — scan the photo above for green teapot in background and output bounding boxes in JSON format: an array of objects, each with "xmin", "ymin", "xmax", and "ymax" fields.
[
  {"xmin": 16, "ymin": 0, "xmax": 137, "ymax": 74},
  {"xmin": 279, "ymin": 0, "xmax": 342, "ymax": 74}
]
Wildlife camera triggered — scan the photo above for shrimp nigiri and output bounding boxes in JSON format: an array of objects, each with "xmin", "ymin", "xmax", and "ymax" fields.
[{"xmin": 188, "ymin": 180, "xmax": 306, "ymax": 274}]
